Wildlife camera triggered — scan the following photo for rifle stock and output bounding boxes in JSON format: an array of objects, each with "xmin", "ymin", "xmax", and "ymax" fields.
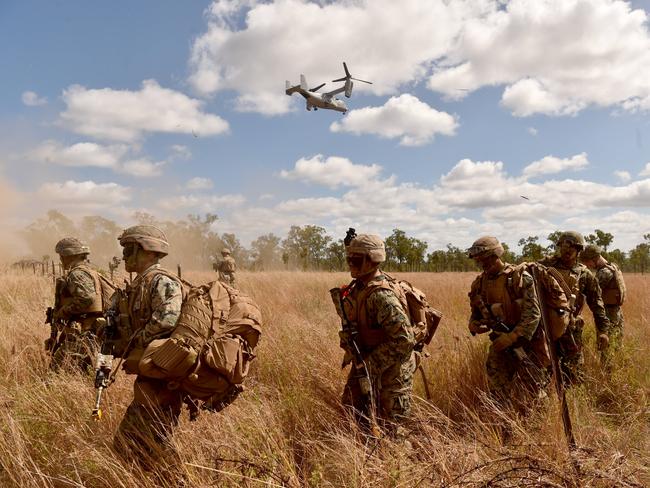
[{"xmin": 91, "ymin": 309, "xmax": 118, "ymax": 420}]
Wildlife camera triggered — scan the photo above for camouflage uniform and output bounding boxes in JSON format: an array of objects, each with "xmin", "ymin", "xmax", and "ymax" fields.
[
  {"xmin": 112, "ymin": 226, "xmax": 184, "ymax": 468},
  {"xmin": 50, "ymin": 250, "xmax": 104, "ymax": 372},
  {"xmin": 468, "ymin": 265, "xmax": 547, "ymax": 407},
  {"xmin": 340, "ymin": 273, "xmax": 417, "ymax": 428},
  {"xmin": 593, "ymin": 262, "xmax": 625, "ymax": 367},
  {"xmin": 539, "ymin": 255, "xmax": 610, "ymax": 384}
]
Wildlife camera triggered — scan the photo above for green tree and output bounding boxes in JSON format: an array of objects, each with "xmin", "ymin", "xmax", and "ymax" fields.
[
  {"xmin": 250, "ymin": 233, "xmax": 281, "ymax": 270},
  {"xmin": 585, "ymin": 229, "xmax": 614, "ymax": 251},
  {"xmin": 518, "ymin": 236, "xmax": 544, "ymax": 262},
  {"xmin": 21, "ymin": 210, "xmax": 78, "ymax": 260},
  {"xmin": 281, "ymin": 225, "xmax": 331, "ymax": 270},
  {"xmin": 385, "ymin": 229, "xmax": 411, "ymax": 270}
]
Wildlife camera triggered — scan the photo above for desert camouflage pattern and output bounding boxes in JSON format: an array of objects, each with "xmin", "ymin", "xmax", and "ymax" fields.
[
  {"xmin": 50, "ymin": 261, "xmax": 103, "ymax": 372},
  {"xmin": 114, "ymin": 264, "xmax": 183, "ymax": 464},
  {"xmin": 469, "ymin": 266, "xmax": 547, "ymax": 407},
  {"xmin": 539, "ymin": 255, "xmax": 610, "ymax": 384},
  {"xmin": 341, "ymin": 274, "xmax": 416, "ymax": 428},
  {"xmin": 595, "ymin": 263, "xmax": 625, "ymax": 367}
]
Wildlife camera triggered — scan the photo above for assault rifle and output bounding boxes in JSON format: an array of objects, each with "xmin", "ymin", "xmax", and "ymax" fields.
[
  {"xmin": 530, "ymin": 266, "xmax": 576, "ymax": 449},
  {"xmin": 330, "ymin": 286, "xmax": 377, "ymax": 432},
  {"xmin": 91, "ymin": 309, "xmax": 118, "ymax": 421},
  {"xmin": 44, "ymin": 278, "xmax": 66, "ymax": 353}
]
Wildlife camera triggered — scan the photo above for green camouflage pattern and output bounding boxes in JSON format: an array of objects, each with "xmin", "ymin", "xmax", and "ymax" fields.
[
  {"xmin": 57, "ymin": 263, "xmax": 99, "ymax": 318},
  {"xmin": 595, "ymin": 265, "xmax": 625, "ymax": 368},
  {"xmin": 114, "ymin": 264, "xmax": 183, "ymax": 465},
  {"xmin": 341, "ymin": 276, "xmax": 416, "ymax": 427},
  {"xmin": 469, "ymin": 267, "xmax": 546, "ymax": 406},
  {"xmin": 539, "ymin": 255, "xmax": 610, "ymax": 384}
]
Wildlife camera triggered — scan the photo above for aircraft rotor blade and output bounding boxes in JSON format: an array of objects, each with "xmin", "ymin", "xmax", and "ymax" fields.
[
  {"xmin": 351, "ymin": 77, "xmax": 372, "ymax": 84},
  {"xmin": 343, "ymin": 62, "xmax": 351, "ymax": 77},
  {"xmin": 332, "ymin": 76, "xmax": 347, "ymax": 82},
  {"xmin": 310, "ymin": 83, "xmax": 326, "ymax": 92}
]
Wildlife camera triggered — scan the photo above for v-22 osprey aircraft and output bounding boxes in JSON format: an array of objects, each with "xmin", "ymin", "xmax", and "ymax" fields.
[{"xmin": 285, "ymin": 62, "xmax": 372, "ymax": 113}]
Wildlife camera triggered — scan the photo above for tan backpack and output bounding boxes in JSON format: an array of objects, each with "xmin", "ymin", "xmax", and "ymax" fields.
[
  {"xmin": 364, "ymin": 274, "xmax": 443, "ymax": 350},
  {"xmin": 97, "ymin": 273, "xmax": 117, "ymax": 312},
  {"xmin": 601, "ymin": 262, "xmax": 626, "ymax": 306},
  {"xmin": 138, "ymin": 280, "xmax": 262, "ymax": 404}
]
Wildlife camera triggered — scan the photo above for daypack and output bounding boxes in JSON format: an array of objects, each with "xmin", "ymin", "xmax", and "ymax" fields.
[
  {"xmin": 601, "ymin": 262, "xmax": 626, "ymax": 306},
  {"xmin": 360, "ymin": 273, "xmax": 443, "ymax": 350},
  {"xmin": 138, "ymin": 279, "xmax": 262, "ymax": 403},
  {"xmin": 97, "ymin": 273, "xmax": 117, "ymax": 312}
]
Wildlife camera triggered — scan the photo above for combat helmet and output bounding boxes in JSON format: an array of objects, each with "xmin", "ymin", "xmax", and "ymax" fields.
[
  {"xmin": 581, "ymin": 243, "xmax": 602, "ymax": 260},
  {"xmin": 118, "ymin": 225, "xmax": 170, "ymax": 256},
  {"xmin": 55, "ymin": 237, "xmax": 90, "ymax": 257},
  {"xmin": 557, "ymin": 231, "xmax": 585, "ymax": 250},
  {"xmin": 221, "ymin": 248, "xmax": 231, "ymax": 255},
  {"xmin": 467, "ymin": 236, "xmax": 504, "ymax": 259},
  {"xmin": 346, "ymin": 234, "xmax": 386, "ymax": 263}
]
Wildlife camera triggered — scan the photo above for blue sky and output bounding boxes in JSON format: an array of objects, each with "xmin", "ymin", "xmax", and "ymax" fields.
[{"xmin": 1, "ymin": 0, "xmax": 649, "ymax": 256}]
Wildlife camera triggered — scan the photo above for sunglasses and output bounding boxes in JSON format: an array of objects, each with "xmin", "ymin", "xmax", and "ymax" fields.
[
  {"xmin": 346, "ymin": 255, "xmax": 365, "ymax": 266},
  {"xmin": 122, "ymin": 243, "xmax": 139, "ymax": 258}
]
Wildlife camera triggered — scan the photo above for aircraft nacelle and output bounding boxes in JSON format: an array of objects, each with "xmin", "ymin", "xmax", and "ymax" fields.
[{"xmin": 344, "ymin": 80, "xmax": 353, "ymax": 98}]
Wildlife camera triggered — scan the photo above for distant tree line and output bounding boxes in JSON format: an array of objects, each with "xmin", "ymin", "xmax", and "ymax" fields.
[{"xmin": 18, "ymin": 210, "xmax": 650, "ymax": 273}]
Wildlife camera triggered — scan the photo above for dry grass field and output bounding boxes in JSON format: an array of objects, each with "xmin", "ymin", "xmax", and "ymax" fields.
[{"xmin": 0, "ymin": 269, "xmax": 648, "ymax": 487}]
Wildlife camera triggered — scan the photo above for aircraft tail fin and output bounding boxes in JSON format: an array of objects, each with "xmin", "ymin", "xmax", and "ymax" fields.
[{"xmin": 300, "ymin": 74, "xmax": 308, "ymax": 90}]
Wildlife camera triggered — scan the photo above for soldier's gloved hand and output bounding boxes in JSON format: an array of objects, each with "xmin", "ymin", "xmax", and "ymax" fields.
[
  {"xmin": 492, "ymin": 331, "xmax": 518, "ymax": 352},
  {"xmin": 597, "ymin": 333, "xmax": 609, "ymax": 351},
  {"xmin": 44, "ymin": 337, "xmax": 55, "ymax": 351},
  {"xmin": 468, "ymin": 320, "xmax": 489, "ymax": 335}
]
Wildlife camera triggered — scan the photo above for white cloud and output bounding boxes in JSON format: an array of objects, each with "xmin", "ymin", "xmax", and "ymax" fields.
[
  {"xmin": 38, "ymin": 180, "xmax": 131, "ymax": 207},
  {"xmin": 330, "ymin": 94, "xmax": 458, "ymax": 146},
  {"xmin": 157, "ymin": 193, "xmax": 246, "ymax": 212},
  {"xmin": 120, "ymin": 159, "xmax": 166, "ymax": 177},
  {"xmin": 527, "ymin": 127, "xmax": 538, "ymax": 136},
  {"xmin": 428, "ymin": 0, "xmax": 650, "ymax": 116},
  {"xmin": 280, "ymin": 155, "xmax": 383, "ymax": 188},
  {"xmin": 615, "ymin": 170, "xmax": 631, "ymax": 183},
  {"xmin": 171, "ymin": 145, "xmax": 192, "ymax": 160},
  {"xmin": 522, "ymin": 153, "xmax": 589, "ymax": 179},
  {"xmin": 189, "ymin": 0, "xmax": 650, "ymax": 117},
  {"xmin": 188, "ymin": 0, "xmax": 476, "ymax": 114},
  {"xmin": 21, "ymin": 91, "xmax": 47, "ymax": 106},
  {"xmin": 29, "ymin": 140, "xmax": 127, "ymax": 168},
  {"xmin": 640, "ymin": 162, "xmax": 650, "ymax": 177},
  {"xmin": 186, "ymin": 177, "xmax": 214, "ymax": 190},
  {"xmin": 59, "ymin": 79, "xmax": 230, "ymax": 141}
]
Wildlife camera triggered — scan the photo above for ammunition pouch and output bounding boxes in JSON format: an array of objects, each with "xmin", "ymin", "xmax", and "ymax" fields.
[
  {"xmin": 139, "ymin": 338, "xmax": 198, "ymax": 379},
  {"xmin": 558, "ymin": 317, "xmax": 583, "ymax": 359}
]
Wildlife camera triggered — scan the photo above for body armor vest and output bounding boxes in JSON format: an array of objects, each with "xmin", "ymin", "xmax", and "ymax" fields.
[
  {"xmin": 342, "ymin": 277, "xmax": 407, "ymax": 351},
  {"xmin": 547, "ymin": 262, "xmax": 584, "ymax": 316},
  {"xmin": 127, "ymin": 266, "xmax": 182, "ymax": 336},
  {"xmin": 477, "ymin": 265, "xmax": 521, "ymax": 327},
  {"xmin": 59, "ymin": 263, "xmax": 103, "ymax": 314}
]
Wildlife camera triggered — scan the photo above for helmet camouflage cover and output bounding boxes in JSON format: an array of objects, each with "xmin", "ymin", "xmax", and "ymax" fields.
[
  {"xmin": 118, "ymin": 225, "xmax": 170, "ymax": 256},
  {"xmin": 346, "ymin": 234, "xmax": 386, "ymax": 263},
  {"xmin": 221, "ymin": 248, "xmax": 231, "ymax": 255},
  {"xmin": 581, "ymin": 243, "xmax": 602, "ymax": 260},
  {"xmin": 467, "ymin": 236, "xmax": 504, "ymax": 259},
  {"xmin": 55, "ymin": 237, "xmax": 90, "ymax": 257},
  {"xmin": 557, "ymin": 231, "xmax": 585, "ymax": 250}
]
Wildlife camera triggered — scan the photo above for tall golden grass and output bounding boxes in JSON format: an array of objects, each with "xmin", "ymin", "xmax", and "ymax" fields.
[{"xmin": 0, "ymin": 269, "xmax": 647, "ymax": 487}]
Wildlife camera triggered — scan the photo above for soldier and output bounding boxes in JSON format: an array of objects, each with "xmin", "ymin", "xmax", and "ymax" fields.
[
  {"xmin": 334, "ymin": 234, "xmax": 417, "ymax": 434},
  {"xmin": 539, "ymin": 232, "xmax": 610, "ymax": 385},
  {"xmin": 216, "ymin": 248, "xmax": 236, "ymax": 286},
  {"xmin": 112, "ymin": 225, "xmax": 184, "ymax": 468},
  {"xmin": 47, "ymin": 238, "xmax": 105, "ymax": 372},
  {"xmin": 467, "ymin": 236, "xmax": 548, "ymax": 411},
  {"xmin": 580, "ymin": 244, "xmax": 626, "ymax": 370}
]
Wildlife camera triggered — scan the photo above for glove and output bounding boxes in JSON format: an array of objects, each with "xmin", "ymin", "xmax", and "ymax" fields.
[
  {"xmin": 44, "ymin": 337, "xmax": 55, "ymax": 351},
  {"xmin": 492, "ymin": 331, "xmax": 519, "ymax": 352},
  {"xmin": 468, "ymin": 320, "xmax": 489, "ymax": 335},
  {"xmin": 597, "ymin": 333, "xmax": 609, "ymax": 351}
]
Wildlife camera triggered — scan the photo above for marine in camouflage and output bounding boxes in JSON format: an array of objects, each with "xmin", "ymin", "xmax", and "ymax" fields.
[
  {"xmin": 469, "ymin": 265, "xmax": 547, "ymax": 410},
  {"xmin": 539, "ymin": 254, "xmax": 610, "ymax": 384},
  {"xmin": 217, "ymin": 255, "xmax": 237, "ymax": 286},
  {"xmin": 591, "ymin": 261, "xmax": 625, "ymax": 369},
  {"xmin": 50, "ymin": 259, "xmax": 103, "ymax": 372},
  {"xmin": 113, "ymin": 226, "xmax": 184, "ymax": 468},
  {"xmin": 341, "ymin": 274, "xmax": 417, "ymax": 429}
]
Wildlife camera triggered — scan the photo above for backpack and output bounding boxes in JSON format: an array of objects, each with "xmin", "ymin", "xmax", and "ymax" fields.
[
  {"xmin": 97, "ymin": 273, "xmax": 117, "ymax": 312},
  {"xmin": 601, "ymin": 262, "xmax": 626, "ymax": 306},
  {"xmin": 138, "ymin": 279, "xmax": 262, "ymax": 404},
  {"xmin": 365, "ymin": 274, "xmax": 443, "ymax": 350}
]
